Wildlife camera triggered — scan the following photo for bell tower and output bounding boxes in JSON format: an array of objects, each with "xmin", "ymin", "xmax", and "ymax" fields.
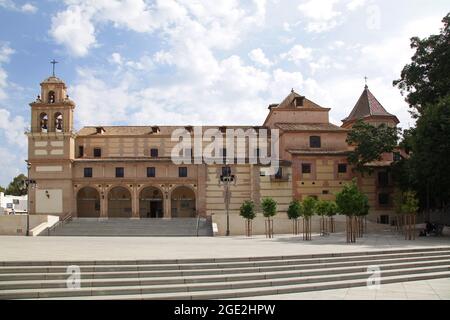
[{"xmin": 26, "ymin": 62, "xmax": 76, "ymax": 217}]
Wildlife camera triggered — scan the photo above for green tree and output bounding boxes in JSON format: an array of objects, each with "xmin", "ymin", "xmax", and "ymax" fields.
[
  {"xmin": 0, "ymin": 185, "xmax": 5, "ymax": 193},
  {"xmin": 261, "ymin": 197, "xmax": 277, "ymax": 238},
  {"xmin": 316, "ymin": 200, "xmax": 330, "ymax": 236},
  {"xmin": 346, "ymin": 120, "xmax": 400, "ymax": 174},
  {"xmin": 287, "ymin": 200, "xmax": 302, "ymax": 235},
  {"xmin": 300, "ymin": 197, "xmax": 316, "ymax": 241},
  {"xmin": 240, "ymin": 200, "xmax": 256, "ymax": 237},
  {"xmin": 393, "ymin": 14, "xmax": 450, "ymax": 210},
  {"xmin": 335, "ymin": 180, "xmax": 369, "ymax": 243},
  {"xmin": 401, "ymin": 190, "xmax": 419, "ymax": 241},
  {"xmin": 5, "ymin": 174, "xmax": 28, "ymax": 196},
  {"xmin": 393, "ymin": 13, "xmax": 450, "ymax": 117}
]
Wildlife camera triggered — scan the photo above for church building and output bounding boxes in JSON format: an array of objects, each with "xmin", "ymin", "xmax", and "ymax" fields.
[{"xmin": 26, "ymin": 74, "xmax": 400, "ymax": 235}]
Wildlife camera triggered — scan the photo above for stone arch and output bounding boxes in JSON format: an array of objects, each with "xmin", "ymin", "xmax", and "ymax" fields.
[
  {"xmin": 170, "ymin": 185, "xmax": 196, "ymax": 218},
  {"xmin": 54, "ymin": 112, "xmax": 63, "ymax": 132},
  {"xmin": 48, "ymin": 91, "xmax": 56, "ymax": 104},
  {"xmin": 39, "ymin": 112, "xmax": 48, "ymax": 132},
  {"xmin": 108, "ymin": 186, "xmax": 132, "ymax": 218},
  {"xmin": 139, "ymin": 186, "xmax": 164, "ymax": 218},
  {"xmin": 77, "ymin": 187, "xmax": 100, "ymax": 218}
]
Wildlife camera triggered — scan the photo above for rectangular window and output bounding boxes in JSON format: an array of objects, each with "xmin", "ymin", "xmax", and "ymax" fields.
[
  {"xmin": 338, "ymin": 164, "xmax": 347, "ymax": 173},
  {"xmin": 378, "ymin": 171, "xmax": 389, "ymax": 186},
  {"xmin": 393, "ymin": 152, "xmax": 402, "ymax": 162},
  {"xmin": 147, "ymin": 167, "xmax": 156, "ymax": 178},
  {"xmin": 115, "ymin": 167, "xmax": 124, "ymax": 178},
  {"xmin": 302, "ymin": 163, "xmax": 311, "ymax": 174},
  {"xmin": 184, "ymin": 148, "xmax": 192, "ymax": 158},
  {"xmin": 222, "ymin": 166, "xmax": 232, "ymax": 177},
  {"xmin": 310, "ymin": 136, "xmax": 321, "ymax": 148},
  {"xmin": 179, "ymin": 167, "xmax": 188, "ymax": 178},
  {"xmin": 84, "ymin": 167, "xmax": 92, "ymax": 178},
  {"xmin": 93, "ymin": 148, "xmax": 102, "ymax": 158},
  {"xmin": 150, "ymin": 148, "xmax": 158, "ymax": 158},
  {"xmin": 378, "ymin": 193, "xmax": 389, "ymax": 205},
  {"xmin": 78, "ymin": 146, "xmax": 84, "ymax": 158}
]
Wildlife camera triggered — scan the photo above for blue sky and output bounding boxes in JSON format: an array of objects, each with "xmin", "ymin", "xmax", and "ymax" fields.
[{"xmin": 0, "ymin": 0, "xmax": 449, "ymax": 186}]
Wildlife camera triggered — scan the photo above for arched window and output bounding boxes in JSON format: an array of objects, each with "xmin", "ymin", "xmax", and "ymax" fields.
[
  {"xmin": 55, "ymin": 112, "xmax": 63, "ymax": 132},
  {"xmin": 39, "ymin": 113, "xmax": 48, "ymax": 133},
  {"xmin": 48, "ymin": 91, "xmax": 55, "ymax": 104}
]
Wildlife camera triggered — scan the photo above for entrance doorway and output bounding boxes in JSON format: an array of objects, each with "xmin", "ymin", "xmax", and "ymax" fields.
[
  {"xmin": 77, "ymin": 187, "xmax": 100, "ymax": 217},
  {"xmin": 108, "ymin": 187, "xmax": 132, "ymax": 218},
  {"xmin": 171, "ymin": 186, "xmax": 196, "ymax": 218},
  {"xmin": 139, "ymin": 187, "xmax": 164, "ymax": 218}
]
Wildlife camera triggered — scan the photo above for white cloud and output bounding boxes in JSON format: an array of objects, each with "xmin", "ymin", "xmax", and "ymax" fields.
[
  {"xmin": 0, "ymin": 1, "xmax": 38, "ymax": 13},
  {"xmin": 346, "ymin": 0, "xmax": 366, "ymax": 11},
  {"xmin": 298, "ymin": 0, "xmax": 342, "ymax": 33},
  {"xmin": 0, "ymin": 43, "xmax": 14, "ymax": 101},
  {"xmin": 21, "ymin": 3, "xmax": 37, "ymax": 13},
  {"xmin": 248, "ymin": 48, "xmax": 272, "ymax": 67},
  {"xmin": 0, "ymin": 109, "xmax": 27, "ymax": 148},
  {"xmin": 280, "ymin": 44, "xmax": 313, "ymax": 64},
  {"xmin": 50, "ymin": 5, "xmax": 96, "ymax": 57}
]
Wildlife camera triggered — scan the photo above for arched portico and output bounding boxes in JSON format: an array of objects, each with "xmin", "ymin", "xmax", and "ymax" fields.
[
  {"xmin": 77, "ymin": 187, "xmax": 100, "ymax": 218},
  {"xmin": 108, "ymin": 186, "xmax": 132, "ymax": 218},
  {"xmin": 139, "ymin": 186, "xmax": 164, "ymax": 218},
  {"xmin": 170, "ymin": 186, "xmax": 196, "ymax": 218}
]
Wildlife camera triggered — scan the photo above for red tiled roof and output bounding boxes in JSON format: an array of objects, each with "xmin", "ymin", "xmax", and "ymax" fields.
[{"xmin": 343, "ymin": 86, "xmax": 398, "ymax": 123}]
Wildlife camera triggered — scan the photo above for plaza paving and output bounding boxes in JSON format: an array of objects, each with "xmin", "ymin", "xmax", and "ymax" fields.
[
  {"xmin": 243, "ymin": 278, "xmax": 450, "ymax": 300},
  {"xmin": 1, "ymin": 232, "xmax": 449, "ymax": 300},
  {"xmin": 0, "ymin": 231, "xmax": 449, "ymax": 261}
]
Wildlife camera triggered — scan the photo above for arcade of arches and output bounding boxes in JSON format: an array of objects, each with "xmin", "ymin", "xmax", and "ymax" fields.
[{"xmin": 76, "ymin": 185, "xmax": 197, "ymax": 218}]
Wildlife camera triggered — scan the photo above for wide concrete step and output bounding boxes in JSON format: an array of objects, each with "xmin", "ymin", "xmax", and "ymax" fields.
[
  {"xmin": 2, "ymin": 259, "xmax": 449, "ymax": 290},
  {"xmin": 1, "ymin": 249, "xmax": 450, "ymax": 274},
  {"xmin": 2, "ymin": 254, "xmax": 450, "ymax": 281},
  {"xmin": 2, "ymin": 266, "xmax": 450, "ymax": 299},
  {"xmin": 47, "ymin": 218, "xmax": 213, "ymax": 237},
  {"xmin": 3, "ymin": 246, "xmax": 448, "ymax": 267}
]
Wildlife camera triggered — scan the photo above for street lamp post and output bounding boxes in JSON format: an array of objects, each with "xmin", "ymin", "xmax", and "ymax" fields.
[
  {"xmin": 24, "ymin": 161, "xmax": 36, "ymax": 237},
  {"xmin": 219, "ymin": 166, "xmax": 235, "ymax": 236}
]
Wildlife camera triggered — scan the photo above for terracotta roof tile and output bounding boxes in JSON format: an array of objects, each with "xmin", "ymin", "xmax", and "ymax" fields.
[{"xmin": 275, "ymin": 123, "xmax": 347, "ymax": 132}]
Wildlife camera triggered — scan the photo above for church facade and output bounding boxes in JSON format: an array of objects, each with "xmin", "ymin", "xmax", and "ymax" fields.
[{"xmin": 26, "ymin": 75, "xmax": 400, "ymax": 235}]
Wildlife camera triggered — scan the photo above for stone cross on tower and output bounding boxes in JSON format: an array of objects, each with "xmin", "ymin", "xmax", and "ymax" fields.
[
  {"xmin": 364, "ymin": 76, "xmax": 368, "ymax": 89},
  {"xmin": 50, "ymin": 59, "xmax": 58, "ymax": 77}
]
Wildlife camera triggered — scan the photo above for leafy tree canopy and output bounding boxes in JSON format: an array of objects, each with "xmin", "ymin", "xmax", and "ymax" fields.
[
  {"xmin": 335, "ymin": 180, "xmax": 369, "ymax": 217},
  {"xmin": 0, "ymin": 186, "xmax": 5, "ymax": 193},
  {"xmin": 287, "ymin": 200, "xmax": 301, "ymax": 220},
  {"xmin": 393, "ymin": 13, "xmax": 450, "ymax": 117},
  {"xmin": 316, "ymin": 200, "xmax": 338, "ymax": 217},
  {"xmin": 5, "ymin": 174, "xmax": 27, "ymax": 196},
  {"xmin": 239, "ymin": 200, "xmax": 256, "ymax": 220},
  {"xmin": 301, "ymin": 197, "xmax": 317, "ymax": 218},
  {"xmin": 261, "ymin": 198, "xmax": 277, "ymax": 218},
  {"xmin": 347, "ymin": 121, "xmax": 400, "ymax": 174}
]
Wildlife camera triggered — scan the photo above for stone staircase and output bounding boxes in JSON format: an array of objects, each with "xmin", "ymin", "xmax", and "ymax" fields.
[
  {"xmin": 1, "ymin": 247, "xmax": 450, "ymax": 299},
  {"xmin": 45, "ymin": 218, "xmax": 213, "ymax": 237}
]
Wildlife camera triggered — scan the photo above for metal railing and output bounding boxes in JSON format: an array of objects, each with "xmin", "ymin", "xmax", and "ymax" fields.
[
  {"xmin": 47, "ymin": 213, "xmax": 72, "ymax": 236},
  {"xmin": 196, "ymin": 213, "xmax": 201, "ymax": 237}
]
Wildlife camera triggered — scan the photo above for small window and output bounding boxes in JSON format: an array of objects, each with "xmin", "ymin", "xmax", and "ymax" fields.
[
  {"xmin": 310, "ymin": 136, "xmax": 321, "ymax": 148},
  {"xmin": 48, "ymin": 91, "xmax": 55, "ymax": 104},
  {"xmin": 378, "ymin": 172, "xmax": 389, "ymax": 187},
  {"xmin": 222, "ymin": 166, "xmax": 232, "ymax": 177},
  {"xmin": 115, "ymin": 167, "xmax": 124, "ymax": 178},
  {"xmin": 84, "ymin": 168, "xmax": 93, "ymax": 178},
  {"xmin": 93, "ymin": 148, "xmax": 102, "ymax": 158},
  {"xmin": 338, "ymin": 164, "xmax": 347, "ymax": 173},
  {"xmin": 150, "ymin": 148, "xmax": 158, "ymax": 158},
  {"xmin": 221, "ymin": 148, "xmax": 227, "ymax": 157},
  {"xmin": 393, "ymin": 152, "xmax": 402, "ymax": 162},
  {"xmin": 78, "ymin": 146, "xmax": 84, "ymax": 158},
  {"xmin": 275, "ymin": 168, "xmax": 283, "ymax": 179},
  {"xmin": 302, "ymin": 163, "xmax": 311, "ymax": 174},
  {"xmin": 179, "ymin": 167, "xmax": 188, "ymax": 178},
  {"xmin": 147, "ymin": 167, "xmax": 156, "ymax": 178},
  {"xmin": 378, "ymin": 193, "xmax": 389, "ymax": 205}
]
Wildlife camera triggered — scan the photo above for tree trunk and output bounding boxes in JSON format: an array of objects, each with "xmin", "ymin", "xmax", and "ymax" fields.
[
  {"xmin": 265, "ymin": 218, "xmax": 273, "ymax": 238},
  {"xmin": 245, "ymin": 219, "xmax": 252, "ymax": 237}
]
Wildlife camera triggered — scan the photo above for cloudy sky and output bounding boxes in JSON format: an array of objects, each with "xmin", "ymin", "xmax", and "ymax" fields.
[{"xmin": 0, "ymin": 0, "xmax": 448, "ymax": 186}]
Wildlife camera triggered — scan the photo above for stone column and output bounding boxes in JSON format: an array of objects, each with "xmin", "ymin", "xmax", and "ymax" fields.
[
  {"xmin": 132, "ymin": 185, "xmax": 139, "ymax": 218},
  {"xmin": 100, "ymin": 186, "xmax": 108, "ymax": 218}
]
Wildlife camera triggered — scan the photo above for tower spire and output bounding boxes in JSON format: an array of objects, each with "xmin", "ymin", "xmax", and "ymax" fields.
[
  {"xmin": 50, "ymin": 59, "xmax": 59, "ymax": 77},
  {"xmin": 364, "ymin": 76, "xmax": 368, "ymax": 89}
]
